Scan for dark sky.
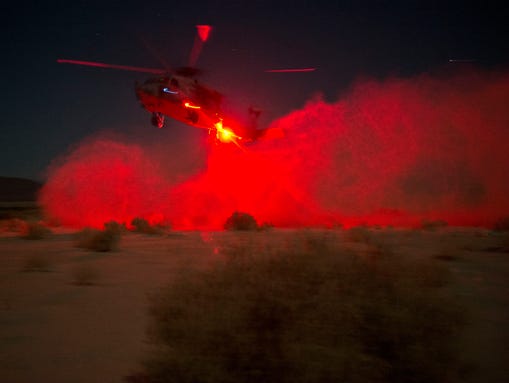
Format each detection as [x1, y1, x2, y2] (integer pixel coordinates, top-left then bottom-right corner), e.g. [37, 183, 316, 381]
[1, 0, 508, 181]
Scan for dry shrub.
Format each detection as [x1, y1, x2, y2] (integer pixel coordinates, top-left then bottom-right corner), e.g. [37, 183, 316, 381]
[420, 219, 448, 231]
[104, 220, 127, 234]
[1, 218, 28, 233]
[258, 221, 274, 231]
[344, 225, 372, 243]
[224, 211, 258, 231]
[139, 231, 465, 383]
[21, 221, 52, 240]
[503, 233, 509, 252]
[74, 225, 120, 252]
[131, 217, 166, 235]
[493, 216, 509, 231]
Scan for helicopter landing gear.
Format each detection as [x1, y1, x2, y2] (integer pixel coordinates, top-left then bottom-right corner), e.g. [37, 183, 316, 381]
[151, 112, 164, 128]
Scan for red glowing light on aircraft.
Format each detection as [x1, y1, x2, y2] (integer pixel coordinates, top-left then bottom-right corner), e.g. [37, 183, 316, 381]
[188, 25, 212, 67]
[196, 25, 212, 42]
[214, 120, 240, 144]
[217, 128, 233, 143]
[184, 102, 201, 109]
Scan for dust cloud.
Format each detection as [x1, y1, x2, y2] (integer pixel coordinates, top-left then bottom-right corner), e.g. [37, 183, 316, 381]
[40, 68, 509, 229]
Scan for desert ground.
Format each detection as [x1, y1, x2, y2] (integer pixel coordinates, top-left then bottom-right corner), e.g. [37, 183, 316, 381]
[1, 219, 508, 382]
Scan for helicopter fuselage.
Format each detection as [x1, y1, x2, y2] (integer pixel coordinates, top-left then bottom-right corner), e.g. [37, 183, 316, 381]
[135, 74, 223, 131]
[58, 59, 269, 144]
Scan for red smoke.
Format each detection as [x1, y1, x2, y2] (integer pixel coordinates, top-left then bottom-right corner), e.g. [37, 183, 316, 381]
[40, 69, 509, 229]
[39, 139, 169, 228]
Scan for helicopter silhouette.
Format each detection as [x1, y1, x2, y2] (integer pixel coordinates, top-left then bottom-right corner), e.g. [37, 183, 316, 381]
[58, 25, 314, 145]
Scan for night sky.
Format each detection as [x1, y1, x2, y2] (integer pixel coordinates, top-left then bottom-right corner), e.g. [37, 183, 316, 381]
[1, 1, 508, 181]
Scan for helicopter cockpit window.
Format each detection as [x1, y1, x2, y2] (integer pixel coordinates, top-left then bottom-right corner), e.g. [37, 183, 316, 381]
[162, 87, 178, 95]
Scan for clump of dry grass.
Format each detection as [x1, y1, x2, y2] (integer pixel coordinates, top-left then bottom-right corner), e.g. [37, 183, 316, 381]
[131, 217, 167, 235]
[74, 224, 120, 252]
[503, 233, 509, 253]
[344, 225, 372, 243]
[104, 220, 127, 234]
[21, 221, 52, 240]
[493, 216, 509, 231]
[258, 221, 274, 231]
[138, 231, 465, 383]
[224, 211, 258, 231]
[0, 218, 27, 233]
[420, 219, 448, 231]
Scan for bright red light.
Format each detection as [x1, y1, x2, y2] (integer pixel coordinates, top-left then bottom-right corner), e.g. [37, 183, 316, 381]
[214, 120, 241, 144]
[188, 25, 212, 67]
[196, 25, 212, 42]
[184, 102, 201, 109]
[217, 128, 233, 143]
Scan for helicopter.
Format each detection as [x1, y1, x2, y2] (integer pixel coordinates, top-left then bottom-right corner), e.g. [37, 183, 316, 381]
[58, 25, 315, 145]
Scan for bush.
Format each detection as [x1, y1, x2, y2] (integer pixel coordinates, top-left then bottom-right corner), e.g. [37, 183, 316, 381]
[131, 217, 166, 235]
[139, 232, 465, 383]
[1, 218, 27, 233]
[104, 220, 127, 234]
[258, 221, 275, 231]
[420, 219, 448, 231]
[344, 225, 372, 243]
[503, 233, 509, 253]
[493, 216, 509, 231]
[224, 211, 258, 231]
[21, 221, 52, 240]
[74, 226, 120, 252]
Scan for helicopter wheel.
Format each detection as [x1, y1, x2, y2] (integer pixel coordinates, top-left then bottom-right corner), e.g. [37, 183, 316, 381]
[151, 112, 164, 128]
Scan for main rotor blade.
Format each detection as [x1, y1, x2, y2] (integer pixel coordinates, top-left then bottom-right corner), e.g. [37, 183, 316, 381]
[137, 36, 173, 73]
[265, 67, 316, 73]
[188, 25, 212, 67]
[57, 59, 166, 74]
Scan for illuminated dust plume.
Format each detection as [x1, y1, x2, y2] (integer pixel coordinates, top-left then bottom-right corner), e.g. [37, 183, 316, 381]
[40, 69, 509, 229]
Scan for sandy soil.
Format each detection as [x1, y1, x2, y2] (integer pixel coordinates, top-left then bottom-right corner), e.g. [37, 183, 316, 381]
[0, 227, 508, 383]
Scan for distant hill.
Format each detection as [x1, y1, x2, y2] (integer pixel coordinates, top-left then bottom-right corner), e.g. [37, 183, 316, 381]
[0, 177, 42, 202]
